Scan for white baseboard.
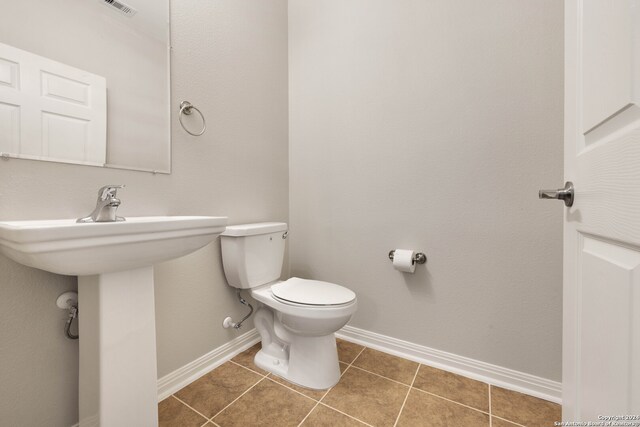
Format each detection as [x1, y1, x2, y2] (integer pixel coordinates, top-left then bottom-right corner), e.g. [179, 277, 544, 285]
[157, 329, 260, 401]
[336, 325, 561, 404]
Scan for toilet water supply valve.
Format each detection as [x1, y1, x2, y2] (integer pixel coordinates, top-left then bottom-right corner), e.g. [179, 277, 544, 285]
[223, 290, 254, 329]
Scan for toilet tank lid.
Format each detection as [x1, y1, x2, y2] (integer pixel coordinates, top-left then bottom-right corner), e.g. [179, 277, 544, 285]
[221, 222, 288, 237]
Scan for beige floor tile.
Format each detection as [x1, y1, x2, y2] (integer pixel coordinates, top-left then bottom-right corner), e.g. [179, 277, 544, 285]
[492, 417, 521, 427]
[337, 339, 364, 364]
[158, 396, 208, 427]
[231, 342, 268, 375]
[266, 375, 328, 400]
[302, 404, 367, 426]
[396, 389, 489, 427]
[322, 366, 408, 427]
[412, 365, 489, 412]
[174, 362, 262, 418]
[491, 386, 561, 427]
[352, 348, 419, 384]
[213, 378, 316, 427]
[339, 362, 349, 374]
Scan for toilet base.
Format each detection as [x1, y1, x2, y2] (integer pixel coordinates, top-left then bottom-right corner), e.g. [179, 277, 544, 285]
[253, 306, 341, 390]
[254, 333, 341, 390]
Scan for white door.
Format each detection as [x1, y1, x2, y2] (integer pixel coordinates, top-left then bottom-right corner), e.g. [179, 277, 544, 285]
[559, 0, 640, 421]
[0, 42, 106, 165]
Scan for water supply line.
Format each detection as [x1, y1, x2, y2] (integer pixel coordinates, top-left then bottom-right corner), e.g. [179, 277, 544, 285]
[56, 291, 79, 340]
[65, 305, 79, 340]
[222, 290, 254, 329]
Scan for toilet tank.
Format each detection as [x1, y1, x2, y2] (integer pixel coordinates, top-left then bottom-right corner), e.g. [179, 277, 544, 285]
[220, 222, 288, 289]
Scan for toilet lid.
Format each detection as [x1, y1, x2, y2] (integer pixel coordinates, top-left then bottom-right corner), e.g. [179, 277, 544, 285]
[271, 277, 356, 306]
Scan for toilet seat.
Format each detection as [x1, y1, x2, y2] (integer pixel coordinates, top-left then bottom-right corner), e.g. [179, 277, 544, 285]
[251, 282, 357, 321]
[271, 277, 356, 306]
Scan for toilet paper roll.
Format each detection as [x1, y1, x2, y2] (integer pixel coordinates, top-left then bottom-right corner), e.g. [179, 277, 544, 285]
[393, 249, 415, 273]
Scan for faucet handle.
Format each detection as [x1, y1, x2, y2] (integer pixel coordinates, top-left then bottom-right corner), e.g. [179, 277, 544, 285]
[98, 185, 125, 200]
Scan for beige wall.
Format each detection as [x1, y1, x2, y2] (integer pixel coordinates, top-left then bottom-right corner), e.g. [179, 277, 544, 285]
[0, 1, 288, 425]
[288, 0, 564, 381]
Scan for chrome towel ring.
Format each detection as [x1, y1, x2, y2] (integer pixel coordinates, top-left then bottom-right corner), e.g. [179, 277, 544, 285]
[179, 101, 206, 136]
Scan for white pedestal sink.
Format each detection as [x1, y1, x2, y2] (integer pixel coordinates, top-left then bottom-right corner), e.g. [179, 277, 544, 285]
[0, 216, 227, 426]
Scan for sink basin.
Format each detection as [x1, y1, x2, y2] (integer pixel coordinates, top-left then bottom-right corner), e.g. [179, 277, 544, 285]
[0, 215, 227, 426]
[0, 216, 227, 275]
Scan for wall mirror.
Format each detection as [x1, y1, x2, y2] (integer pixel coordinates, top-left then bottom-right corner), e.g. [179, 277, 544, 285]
[0, 0, 170, 173]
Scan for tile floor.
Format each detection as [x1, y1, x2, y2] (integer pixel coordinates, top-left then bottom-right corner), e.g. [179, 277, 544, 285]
[158, 339, 561, 427]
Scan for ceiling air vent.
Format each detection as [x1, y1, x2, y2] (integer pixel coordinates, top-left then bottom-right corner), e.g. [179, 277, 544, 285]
[100, 0, 137, 17]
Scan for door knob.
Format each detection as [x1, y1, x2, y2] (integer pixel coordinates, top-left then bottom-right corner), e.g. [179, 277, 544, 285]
[539, 181, 574, 207]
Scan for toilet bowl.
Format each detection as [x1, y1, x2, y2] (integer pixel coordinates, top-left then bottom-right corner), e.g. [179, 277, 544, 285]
[220, 223, 357, 390]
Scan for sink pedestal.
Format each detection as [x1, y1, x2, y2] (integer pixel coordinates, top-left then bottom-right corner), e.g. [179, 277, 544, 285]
[0, 216, 228, 426]
[78, 267, 158, 427]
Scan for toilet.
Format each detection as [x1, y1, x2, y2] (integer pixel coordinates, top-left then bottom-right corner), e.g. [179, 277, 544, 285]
[220, 222, 357, 390]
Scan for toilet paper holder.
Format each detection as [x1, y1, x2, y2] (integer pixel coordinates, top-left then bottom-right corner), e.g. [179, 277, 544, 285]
[388, 250, 427, 265]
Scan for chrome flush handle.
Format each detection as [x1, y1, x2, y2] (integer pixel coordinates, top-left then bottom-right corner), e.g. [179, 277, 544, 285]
[539, 181, 574, 207]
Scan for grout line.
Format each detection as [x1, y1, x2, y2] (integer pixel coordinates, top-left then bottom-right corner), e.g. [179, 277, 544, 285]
[489, 384, 492, 427]
[208, 377, 266, 422]
[334, 344, 366, 381]
[297, 400, 321, 426]
[319, 384, 332, 401]
[199, 421, 211, 427]
[491, 415, 526, 427]
[411, 386, 491, 415]
[348, 364, 412, 387]
[309, 344, 379, 427]
[318, 402, 374, 426]
[208, 421, 222, 427]
[329, 344, 366, 385]
[393, 364, 420, 427]
[229, 359, 268, 377]
[171, 395, 211, 423]
[486, 387, 528, 427]
[348, 345, 367, 365]
[339, 364, 351, 377]
[264, 376, 319, 402]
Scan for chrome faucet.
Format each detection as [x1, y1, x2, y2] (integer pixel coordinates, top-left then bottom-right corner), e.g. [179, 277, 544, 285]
[77, 185, 126, 223]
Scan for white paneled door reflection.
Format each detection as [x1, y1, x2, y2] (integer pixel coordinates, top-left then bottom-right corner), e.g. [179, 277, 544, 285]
[0, 42, 106, 165]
